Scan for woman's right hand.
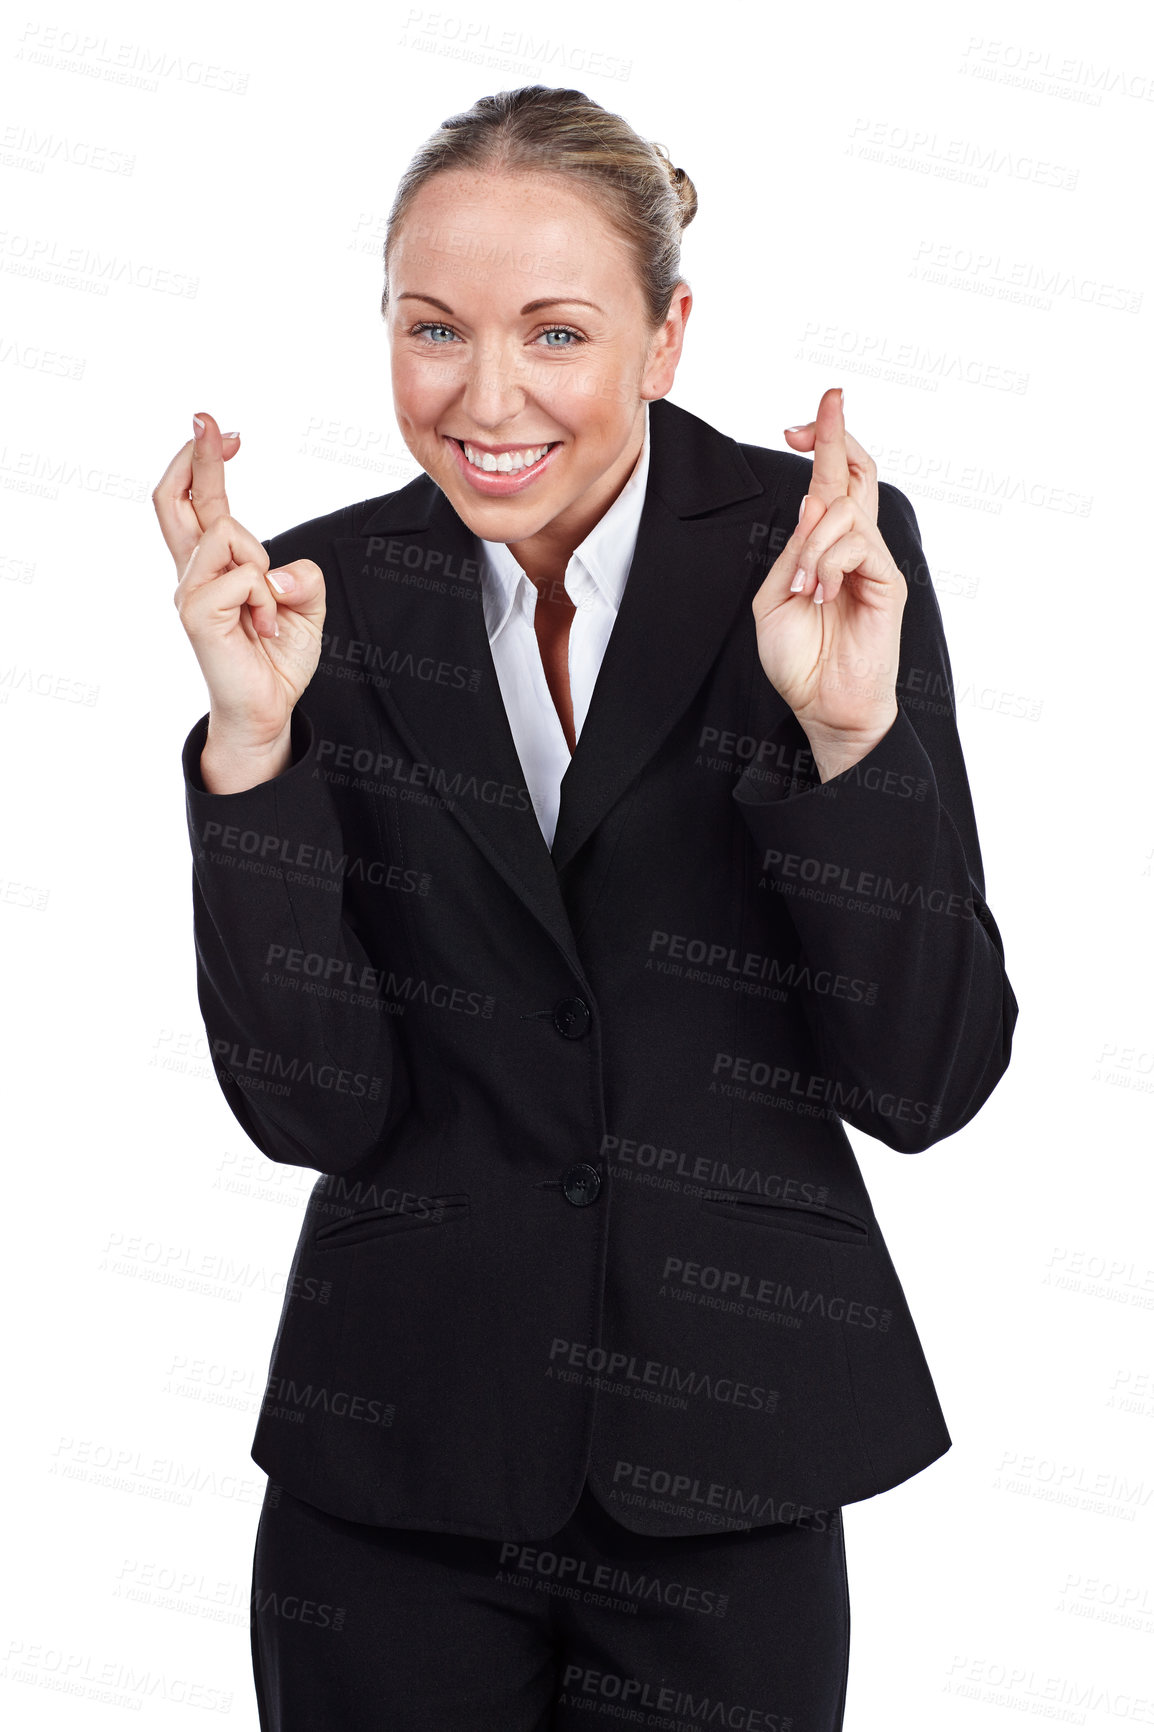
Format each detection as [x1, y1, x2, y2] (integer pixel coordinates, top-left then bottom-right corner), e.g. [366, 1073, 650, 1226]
[153, 410, 327, 765]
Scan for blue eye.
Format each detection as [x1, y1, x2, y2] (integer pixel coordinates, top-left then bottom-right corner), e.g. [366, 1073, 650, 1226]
[407, 322, 586, 348]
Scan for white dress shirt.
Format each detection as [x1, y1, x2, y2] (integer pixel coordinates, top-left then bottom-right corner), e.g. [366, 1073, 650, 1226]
[475, 401, 652, 852]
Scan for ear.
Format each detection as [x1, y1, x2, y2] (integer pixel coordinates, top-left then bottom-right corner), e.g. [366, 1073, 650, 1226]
[644, 282, 692, 396]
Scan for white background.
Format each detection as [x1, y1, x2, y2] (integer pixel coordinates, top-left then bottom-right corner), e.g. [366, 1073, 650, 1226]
[2, 0, 1152, 1725]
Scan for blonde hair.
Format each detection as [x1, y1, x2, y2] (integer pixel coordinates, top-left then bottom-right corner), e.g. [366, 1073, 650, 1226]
[380, 84, 697, 329]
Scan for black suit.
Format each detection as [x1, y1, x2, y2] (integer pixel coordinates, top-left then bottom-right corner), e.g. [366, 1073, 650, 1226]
[182, 393, 1018, 1544]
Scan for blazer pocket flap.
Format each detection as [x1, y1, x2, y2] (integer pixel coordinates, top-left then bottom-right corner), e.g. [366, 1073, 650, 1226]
[699, 1190, 870, 1243]
[314, 1192, 470, 1249]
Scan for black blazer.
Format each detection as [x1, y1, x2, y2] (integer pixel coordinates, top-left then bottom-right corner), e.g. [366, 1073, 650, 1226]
[181, 394, 1018, 1541]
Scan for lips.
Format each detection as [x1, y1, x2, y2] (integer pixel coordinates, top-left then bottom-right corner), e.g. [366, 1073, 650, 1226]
[444, 433, 563, 497]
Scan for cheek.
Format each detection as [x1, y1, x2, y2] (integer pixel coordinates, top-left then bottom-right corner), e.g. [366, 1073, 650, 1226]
[554, 411, 610, 457]
[563, 376, 626, 428]
[393, 356, 447, 402]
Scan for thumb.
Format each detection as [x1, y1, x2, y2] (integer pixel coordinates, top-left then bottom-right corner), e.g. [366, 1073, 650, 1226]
[267, 557, 326, 623]
[784, 422, 815, 448]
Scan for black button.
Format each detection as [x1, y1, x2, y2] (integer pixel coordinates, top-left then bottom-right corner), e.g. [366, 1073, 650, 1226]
[562, 1163, 601, 1207]
[553, 996, 591, 1039]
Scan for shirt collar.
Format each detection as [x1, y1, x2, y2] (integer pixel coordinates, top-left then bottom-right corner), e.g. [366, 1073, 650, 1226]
[476, 400, 651, 644]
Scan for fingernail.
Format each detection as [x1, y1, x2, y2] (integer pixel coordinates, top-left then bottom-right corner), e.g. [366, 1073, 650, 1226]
[192, 415, 205, 439]
[813, 582, 825, 605]
[791, 569, 806, 593]
[267, 569, 293, 594]
[785, 423, 808, 432]
[797, 496, 807, 525]
[838, 388, 845, 411]
[222, 430, 240, 439]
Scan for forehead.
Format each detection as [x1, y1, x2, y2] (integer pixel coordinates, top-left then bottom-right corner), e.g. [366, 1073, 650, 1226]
[391, 168, 636, 306]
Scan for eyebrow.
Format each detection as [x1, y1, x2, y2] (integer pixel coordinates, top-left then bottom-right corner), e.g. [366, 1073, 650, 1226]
[396, 293, 603, 316]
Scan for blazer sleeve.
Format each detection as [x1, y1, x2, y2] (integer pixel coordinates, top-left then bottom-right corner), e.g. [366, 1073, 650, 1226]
[731, 480, 1019, 1154]
[180, 539, 410, 1176]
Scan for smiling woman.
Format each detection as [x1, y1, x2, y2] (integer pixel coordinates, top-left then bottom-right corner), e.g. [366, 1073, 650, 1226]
[155, 82, 1018, 1732]
[375, 97, 698, 773]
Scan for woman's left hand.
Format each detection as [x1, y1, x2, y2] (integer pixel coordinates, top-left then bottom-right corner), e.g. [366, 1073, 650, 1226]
[751, 386, 907, 777]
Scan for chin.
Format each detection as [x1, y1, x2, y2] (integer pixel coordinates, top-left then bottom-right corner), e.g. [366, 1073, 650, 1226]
[457, 496, 556, 540]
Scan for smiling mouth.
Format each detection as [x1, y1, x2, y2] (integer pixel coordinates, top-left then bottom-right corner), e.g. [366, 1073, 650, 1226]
[451, 437, 562, 474]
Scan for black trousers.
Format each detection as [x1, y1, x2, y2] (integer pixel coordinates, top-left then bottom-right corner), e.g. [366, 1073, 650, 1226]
[250, 1476, 849, 1730]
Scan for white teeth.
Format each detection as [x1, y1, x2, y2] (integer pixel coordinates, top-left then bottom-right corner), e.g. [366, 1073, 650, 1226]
[462, 441, 552, 473]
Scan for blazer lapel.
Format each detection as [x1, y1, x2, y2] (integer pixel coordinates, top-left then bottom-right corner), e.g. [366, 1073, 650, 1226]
[332, 495, 577, 967]
[331, 396, 769, 968]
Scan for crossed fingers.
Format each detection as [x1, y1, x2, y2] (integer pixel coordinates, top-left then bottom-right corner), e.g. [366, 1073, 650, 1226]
[784, 386, 879, 524]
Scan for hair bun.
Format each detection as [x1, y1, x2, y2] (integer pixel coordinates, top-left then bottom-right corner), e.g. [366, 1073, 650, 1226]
[651, 140, 698, 230]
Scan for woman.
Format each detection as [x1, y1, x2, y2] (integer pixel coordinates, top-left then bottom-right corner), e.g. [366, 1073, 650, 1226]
[154, 84, 1018, 1732]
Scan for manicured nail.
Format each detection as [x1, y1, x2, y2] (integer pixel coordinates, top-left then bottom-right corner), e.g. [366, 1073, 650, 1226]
[222, 430, 240, 439]
[791, 569, 806, 593]
[267, 571, 287, 595]
[838, 388, 845, 411]
[797, 496, 806, 524]
[785, 423, 808, 432]
[813, 582, 825, 605]
[192, 415, 205, 439]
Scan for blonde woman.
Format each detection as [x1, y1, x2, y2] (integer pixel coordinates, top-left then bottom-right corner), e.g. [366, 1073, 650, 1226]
[155, 84, 1018, 1732]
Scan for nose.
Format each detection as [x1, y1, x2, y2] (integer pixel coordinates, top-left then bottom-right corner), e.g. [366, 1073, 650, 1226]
[458, 337, 530, 433]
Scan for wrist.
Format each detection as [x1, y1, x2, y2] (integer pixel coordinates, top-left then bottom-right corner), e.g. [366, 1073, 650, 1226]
[201, 715, 294, 794]
[800, 699, 899, 783]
